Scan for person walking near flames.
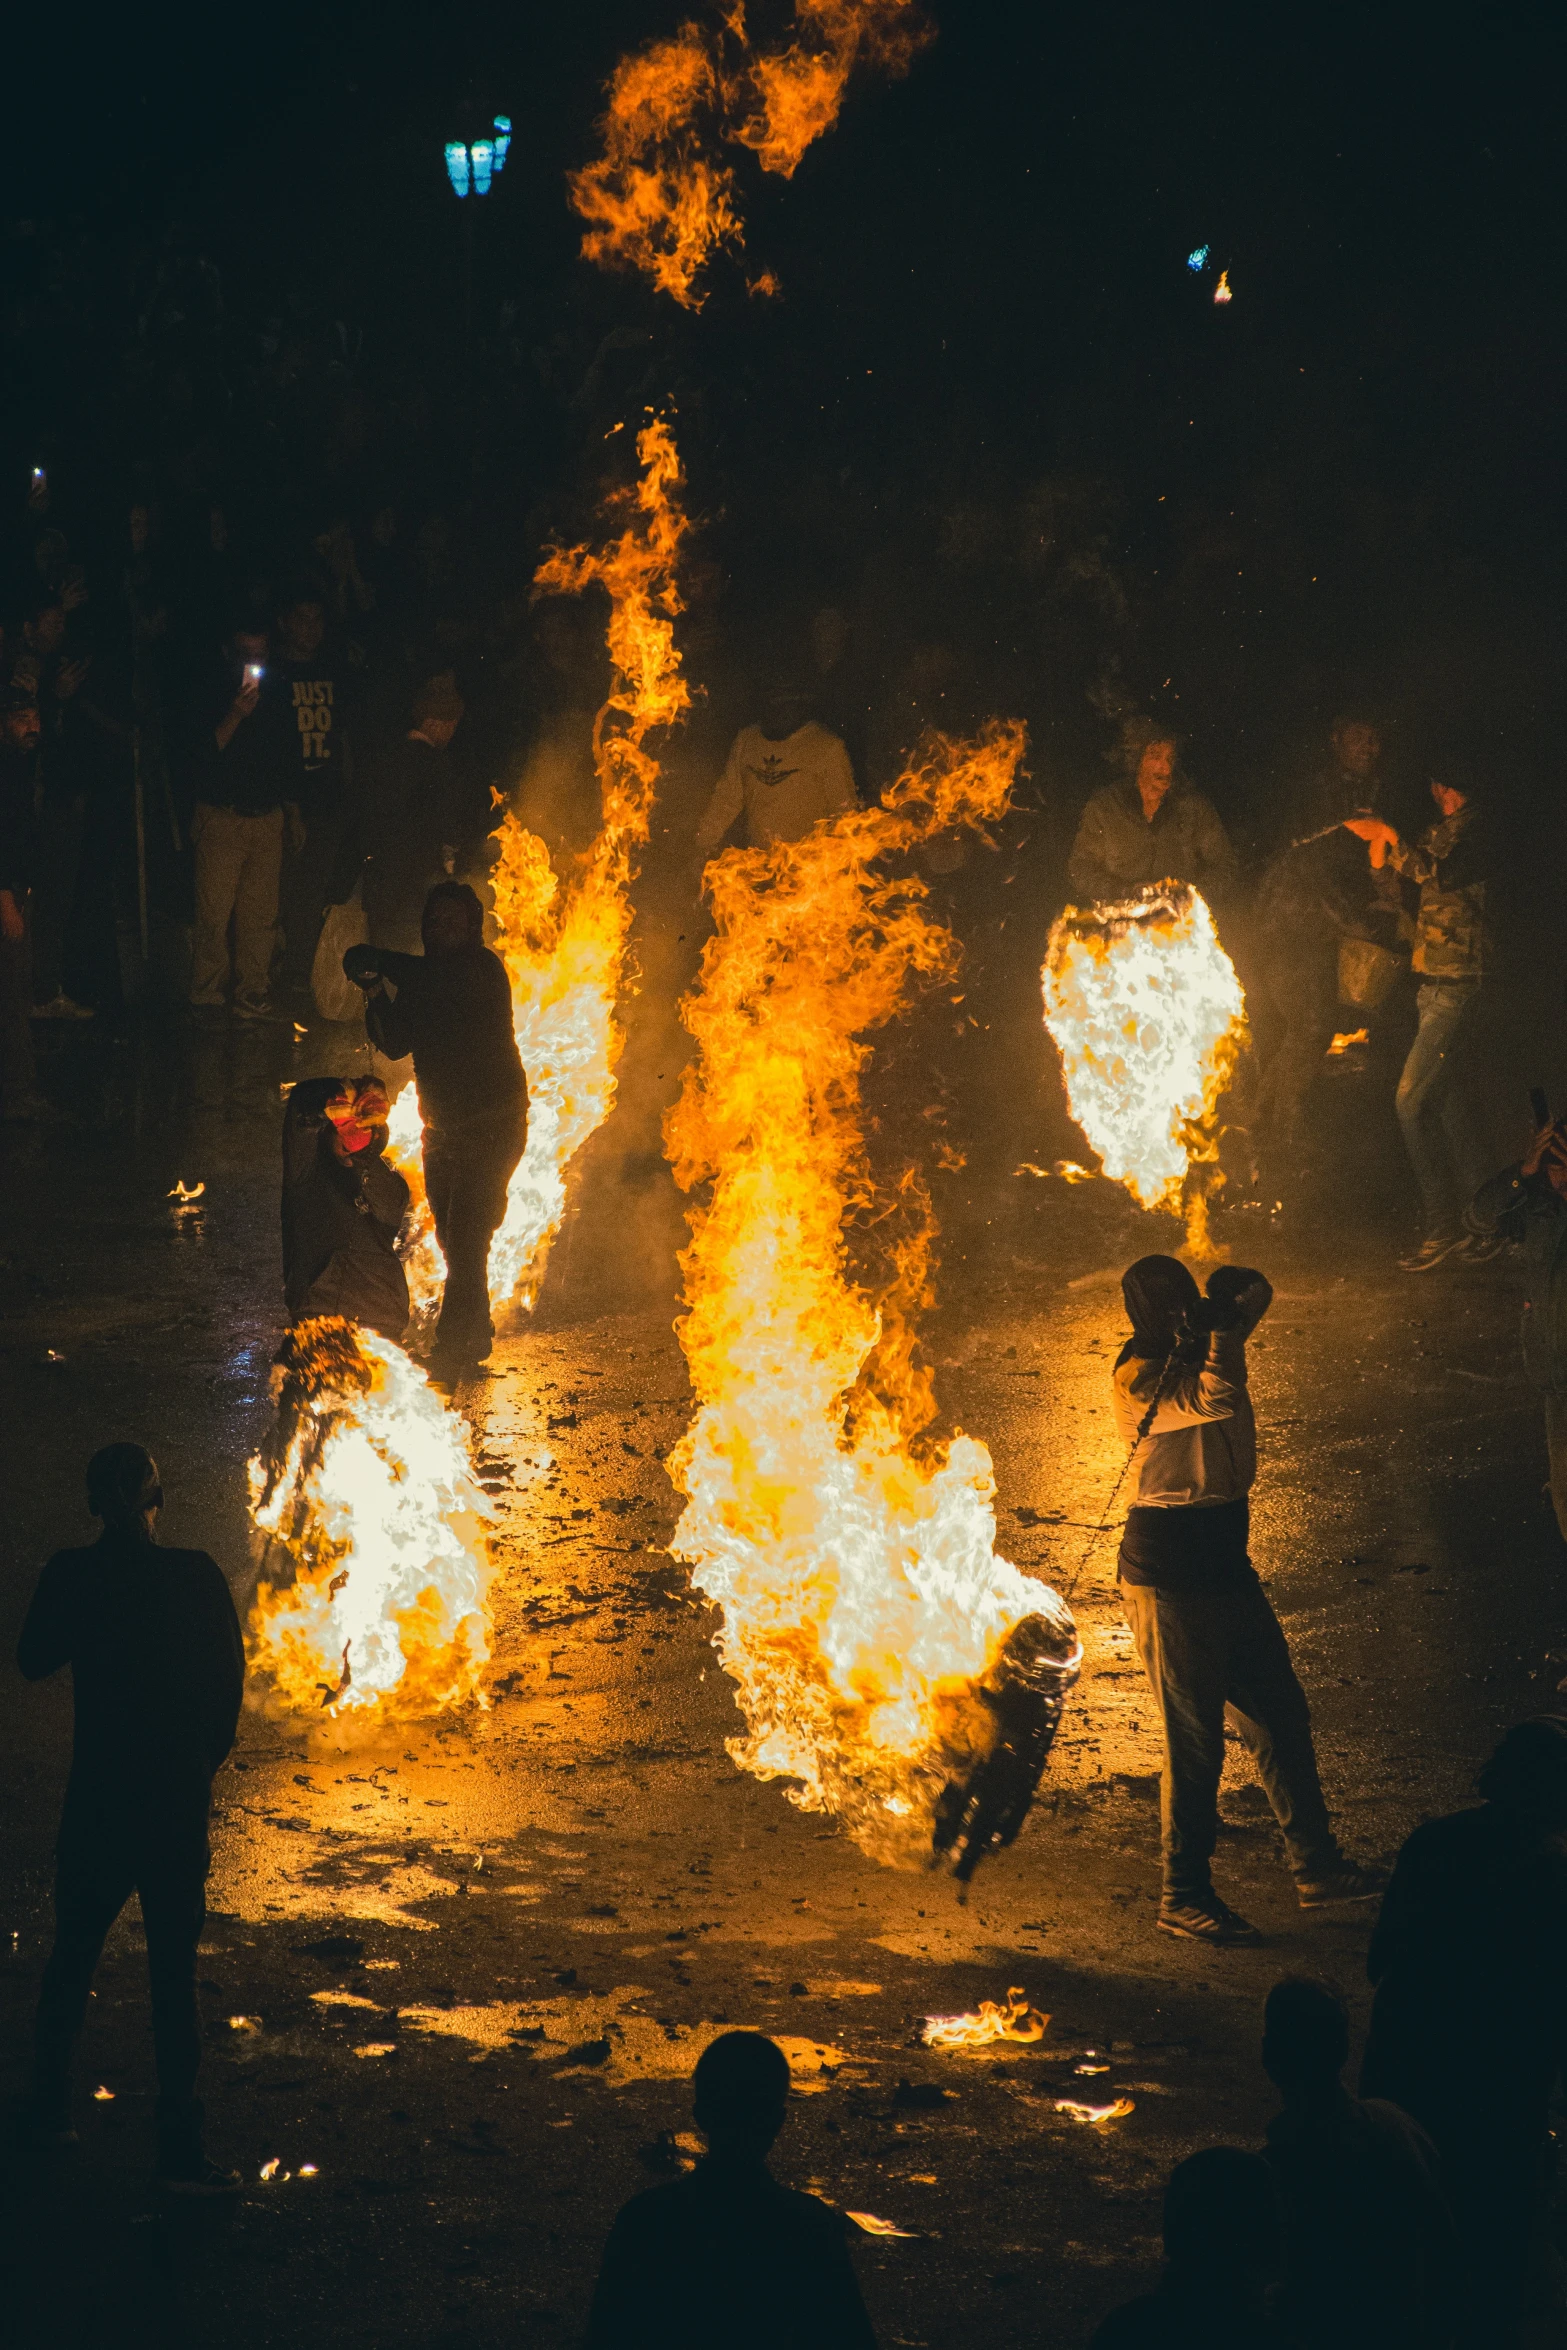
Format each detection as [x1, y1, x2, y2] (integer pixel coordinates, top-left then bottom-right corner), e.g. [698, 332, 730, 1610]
[1112, 1255, 1382, 1943]
[343, 879, 526, 1370]
[16, 1445, 245, 2192]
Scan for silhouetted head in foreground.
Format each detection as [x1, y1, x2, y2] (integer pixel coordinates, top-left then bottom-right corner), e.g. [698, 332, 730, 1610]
[1477, 1715, 1567, 1827]
[1121, 1254, 1201, 1360]
[86, 1443, 162, 1538]
[692, 2031, 791, 2162]
[1163, 2146, 1280, 2291]
[422, 879, 485, 957]
[1262, 1975, 1349, 2107]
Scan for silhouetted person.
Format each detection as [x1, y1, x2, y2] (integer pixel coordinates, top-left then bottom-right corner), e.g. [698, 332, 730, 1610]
[17, 1446, 244, 2192]
[1113, 1255, 1380, 1942]
[1360, 1717, 1567, 2346]
[587, 2030, 878, 2350]
[344, 880, 526, 1367]
[281, 1076, 409, 1340]
[1260, 1975, 1455, 2348]
[328, 670, 473, 951]
[1090, 2146, 1284, 2345]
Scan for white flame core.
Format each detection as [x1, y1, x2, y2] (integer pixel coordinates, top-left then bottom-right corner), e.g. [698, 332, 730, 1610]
[1041, 882, 1246, 1210]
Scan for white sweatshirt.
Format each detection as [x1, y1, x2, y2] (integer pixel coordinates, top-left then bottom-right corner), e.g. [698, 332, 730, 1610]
[695, 721, 857, 851]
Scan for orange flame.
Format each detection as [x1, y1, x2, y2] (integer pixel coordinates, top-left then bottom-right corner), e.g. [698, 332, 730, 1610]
[245, 1319, 492, 1722]
[389, 420, 690, 1323]
[922, 1987, 1049, 2051]
[570, 2, 932, 306]
[1041, 883, 1247, 1245]
[665, 723, 1079, 1866]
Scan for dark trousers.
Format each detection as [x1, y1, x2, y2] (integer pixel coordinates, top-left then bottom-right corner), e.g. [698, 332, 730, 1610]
[1253, 947, 1340, 1152]
[1121, 1572, 1339, 1900]
[31, 1827, 209, 2134]
[423, 1111, 527, 1354]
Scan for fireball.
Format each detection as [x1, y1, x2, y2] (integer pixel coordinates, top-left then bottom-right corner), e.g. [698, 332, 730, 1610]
[666, 724, 1079, 1868]
[246, 1318, 492, 1720]
[1041, 881, 1247, 1229]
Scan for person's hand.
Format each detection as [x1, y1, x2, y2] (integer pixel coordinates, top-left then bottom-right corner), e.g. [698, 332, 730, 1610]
[1343, 815, 1398, 868]
[286, 805, 306, 854]
[1522, 1122, 1567, 1181]
[0, 889, 25, 944]
[53, 655, 89, 701]
[228, 675, 260, 726]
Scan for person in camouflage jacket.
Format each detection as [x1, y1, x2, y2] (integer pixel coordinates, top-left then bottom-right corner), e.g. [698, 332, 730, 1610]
[1344, 780, 1493, 1270]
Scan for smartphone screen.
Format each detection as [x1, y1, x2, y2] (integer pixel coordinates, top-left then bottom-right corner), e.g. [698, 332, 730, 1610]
[244, 663, 264, 686]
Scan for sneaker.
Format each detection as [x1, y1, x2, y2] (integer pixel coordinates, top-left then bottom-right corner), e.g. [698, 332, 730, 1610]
[157, 2154, 242, 2197]
[1398, 1232, 1466, 1272]
[1157, 1893, 1262, 1945]
[31, 993, 94, 1021]
[1296, 1863, 1386, 1909]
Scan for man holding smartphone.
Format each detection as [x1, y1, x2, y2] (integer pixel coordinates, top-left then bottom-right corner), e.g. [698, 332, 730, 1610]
[188, 625, 297, 1021]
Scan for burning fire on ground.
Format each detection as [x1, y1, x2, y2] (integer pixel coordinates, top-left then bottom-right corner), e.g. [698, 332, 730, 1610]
[389, 419, 690, 1321]
[246, 1318, 492, 1720]
[922, 1987, 1048, 2050]
[1041, 882, 1247, 1251]
[666, 723, 1080, 1872]
[570, 0, 932, 307]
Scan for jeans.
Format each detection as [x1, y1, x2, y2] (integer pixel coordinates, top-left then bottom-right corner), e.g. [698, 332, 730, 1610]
[1395, 978, 1483, 1238]
[30, 1823, 209, 2139]
[423, 1109, 527, 1355]
[189, 802, 283, 1009]
[1121, 1572, 1340, 1900]
[1254, 945, 1341, 1151]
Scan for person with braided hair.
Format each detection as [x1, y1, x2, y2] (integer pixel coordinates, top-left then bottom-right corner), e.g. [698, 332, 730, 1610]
[1113, 1255, 1382, 1943]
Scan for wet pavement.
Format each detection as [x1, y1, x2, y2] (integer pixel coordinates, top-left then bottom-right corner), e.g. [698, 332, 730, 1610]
[2, 1001, 1564, 2349]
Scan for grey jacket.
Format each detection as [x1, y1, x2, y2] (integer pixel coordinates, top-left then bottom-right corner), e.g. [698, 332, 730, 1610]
[1067, 778, 1237, 907]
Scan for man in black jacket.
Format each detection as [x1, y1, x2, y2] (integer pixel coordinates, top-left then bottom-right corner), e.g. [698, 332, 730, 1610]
[17, 1445, 245, 2192]
[329, 671, 475, 951]
[344, 880, 526, 1366]
[282, 1075, 409, 1340]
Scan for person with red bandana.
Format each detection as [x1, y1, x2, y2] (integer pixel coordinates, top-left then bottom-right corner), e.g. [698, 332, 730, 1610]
[280, 1075, 409, 1340]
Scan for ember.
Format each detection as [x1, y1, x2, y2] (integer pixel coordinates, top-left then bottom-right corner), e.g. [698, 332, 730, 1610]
[245, 1317, 492, 1720]
[1041, 882, 1247, 1245]
[667, 723, 1080, 1869]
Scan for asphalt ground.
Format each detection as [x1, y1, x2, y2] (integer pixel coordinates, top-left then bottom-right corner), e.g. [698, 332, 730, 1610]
[2, 993, 1564, 2350]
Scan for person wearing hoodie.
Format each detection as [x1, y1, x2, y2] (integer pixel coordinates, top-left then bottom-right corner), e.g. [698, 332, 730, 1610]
[1112, 1254, 1381, 1943]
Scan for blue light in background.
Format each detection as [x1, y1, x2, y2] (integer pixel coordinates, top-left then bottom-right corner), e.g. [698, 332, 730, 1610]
[493, 115, 512, 173]
[470, 139, 494, 197]
[445, 141, 471, 199]
[1187, 244, 1209, 271]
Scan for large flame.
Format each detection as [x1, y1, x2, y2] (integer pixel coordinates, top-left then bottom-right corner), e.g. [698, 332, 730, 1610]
[246, 1318, 492, 1720]
[570, 1, 932, 307]
[1041, 882, 1247, 1225]
[922, 1988, 1049, 2051]
[666, 723, 1079, 1867]
[388, 419, 690, 1321]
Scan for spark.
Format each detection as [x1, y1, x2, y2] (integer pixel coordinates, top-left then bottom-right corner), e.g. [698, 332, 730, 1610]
[1213, 270, 1233, 303]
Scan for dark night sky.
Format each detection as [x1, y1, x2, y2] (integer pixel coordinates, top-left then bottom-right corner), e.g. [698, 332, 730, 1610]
[5, 1, 1564, 819]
